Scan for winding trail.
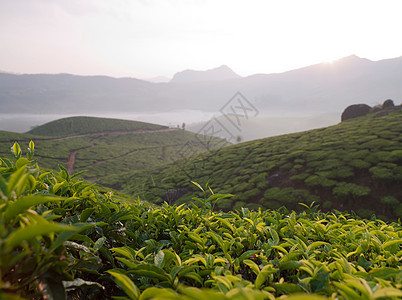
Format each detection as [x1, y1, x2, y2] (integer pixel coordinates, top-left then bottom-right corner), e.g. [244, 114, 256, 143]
[66, 150, 77, 174]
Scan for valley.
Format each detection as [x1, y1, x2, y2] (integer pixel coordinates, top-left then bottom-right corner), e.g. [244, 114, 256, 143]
[2, 2, 402, 298]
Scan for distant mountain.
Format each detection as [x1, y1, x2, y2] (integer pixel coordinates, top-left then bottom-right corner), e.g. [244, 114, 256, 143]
[170, 65, 241, 83]
[144, 76, 171, 83]
[1, 55, 401, 121]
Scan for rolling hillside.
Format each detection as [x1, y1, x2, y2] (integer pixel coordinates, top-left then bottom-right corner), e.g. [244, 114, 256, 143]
[122, 109, 402, 220]
[0, 116, 229, 187]
[27, 115, 167, 137]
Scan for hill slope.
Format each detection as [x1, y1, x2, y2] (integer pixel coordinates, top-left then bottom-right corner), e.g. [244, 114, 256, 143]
[122, 109, 402, 219]
[27, 116, 167, 137]
[0, 117, 229, 186]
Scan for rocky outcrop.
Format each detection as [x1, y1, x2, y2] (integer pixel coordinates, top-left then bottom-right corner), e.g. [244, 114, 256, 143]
[382, 99, 395, 109]
[341, 99, 400, 122]
[341, 104, 371, 121]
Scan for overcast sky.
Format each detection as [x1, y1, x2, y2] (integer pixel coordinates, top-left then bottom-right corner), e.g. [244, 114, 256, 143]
[1, 0, 401, 78]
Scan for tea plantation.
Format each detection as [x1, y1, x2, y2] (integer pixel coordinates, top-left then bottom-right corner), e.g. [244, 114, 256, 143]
[0, 117, 228, 187]
[27, 116, 167, 137]
[0, 142, 401, 299]
[122, 110, 402, 220]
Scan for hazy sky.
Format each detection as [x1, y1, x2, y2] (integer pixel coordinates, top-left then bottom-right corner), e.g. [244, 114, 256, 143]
[1, 0, 401, 78]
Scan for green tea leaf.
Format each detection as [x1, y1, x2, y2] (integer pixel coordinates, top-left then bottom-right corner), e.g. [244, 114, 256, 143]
[93, 236, 107, 252]
[7, 166, 26, 193]
[238, 250, 259, 263]
[107, 270, 139, 300]
[383, 239, 402, 250]
[11, 142, 22, 159]
[243, 259, 260, 275]
[29, 140, 35, 151]
[0, 175, 8, 198]
[139, 287, 177, 300]
[128, 264, 171, 283]
[5, 223, 73, 249]
[80, 208, 95, 222]
[15, 158, 31, 169]
[191, 181, 204, 192]
[373, 287, 402, 299]
[4, 195, 65, 222]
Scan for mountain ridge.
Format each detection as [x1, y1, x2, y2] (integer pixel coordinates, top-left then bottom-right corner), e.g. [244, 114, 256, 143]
[1, 55, 401, 118]
[170, 64, 241, 83]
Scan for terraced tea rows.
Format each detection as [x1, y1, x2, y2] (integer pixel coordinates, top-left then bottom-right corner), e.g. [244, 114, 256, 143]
[123, 110, 402, 220]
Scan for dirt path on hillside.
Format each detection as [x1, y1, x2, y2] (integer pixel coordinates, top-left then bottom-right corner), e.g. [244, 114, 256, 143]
[66, 150, 77, 174]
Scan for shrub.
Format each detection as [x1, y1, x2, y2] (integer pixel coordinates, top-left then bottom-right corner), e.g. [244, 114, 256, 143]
[264, 187, 318, 204]
[347, 149, 370, 159]
[333, 183, 371, 199]
[290, 173, 309, 181]
[395, 204, 402, 218]
[260, 200, 281, 209]
[294, 158, 305, 164]
[359, 138, 397, 151]
[322, 201, 333, 209]
[305, 175, 337, 187]
[232, 182, 254, 193]
[243, 188, 261, 199]
[349, 159, 371, 169]
[256, 180, 268, 190]
[316, 159, 342, 171]
[389, 149, 402, 163]
[249, 172, 268, 184]
[263, 187, 281, 200]
[380, 196, 399, 208]
[245, 203, 261, 210]
[216, 198, 233, 210]
[288, 150, 306, 159]
[232, 200, 246, 210]
[281, 162, 293, 170]
[305, 150, 327, 162]
[326, 166, 354, 179]
[356, 208, 376, 219]
[369, 166, 394, 181]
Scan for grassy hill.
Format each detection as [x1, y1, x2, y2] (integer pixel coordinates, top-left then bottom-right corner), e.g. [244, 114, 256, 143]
[27, 116, 167, 137]
[122, 109, 402, 220]
[0, 117, 229, 186]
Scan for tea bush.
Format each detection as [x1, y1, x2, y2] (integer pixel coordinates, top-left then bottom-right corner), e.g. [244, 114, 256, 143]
[332, 183, 371, 199]
[2, 142, 402, 299]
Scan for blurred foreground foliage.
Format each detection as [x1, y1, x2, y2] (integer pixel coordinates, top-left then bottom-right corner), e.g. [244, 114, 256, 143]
[0, 142, 401, 299]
